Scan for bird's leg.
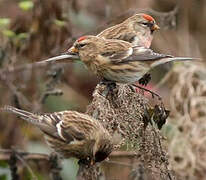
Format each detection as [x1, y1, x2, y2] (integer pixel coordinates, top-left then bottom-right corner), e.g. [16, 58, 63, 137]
[100, 78, 117, 93]
[78, 158, 91, 168]
[131, 83, 162, 101]
[138, 73, 151, 86]
[142, 105, 152, 129]
[78, 159, 88, 165]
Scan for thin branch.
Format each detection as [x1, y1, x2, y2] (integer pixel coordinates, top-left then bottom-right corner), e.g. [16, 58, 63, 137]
[9, 150, 19, 180]
[16, 153, 38, 180]
[103, 160, 132, 167]
[0, 149, 49, 161]
[0, 56, 74, 75]
[49, 153, 63, 180]
[41, 89, 63, 104]
[0, 149, 139, 160]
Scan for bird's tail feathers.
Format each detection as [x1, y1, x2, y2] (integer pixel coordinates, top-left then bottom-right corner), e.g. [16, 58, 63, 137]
[37, 54, 79, 64]
[151, 57, 201, 69]
[1, 105, 41, 125]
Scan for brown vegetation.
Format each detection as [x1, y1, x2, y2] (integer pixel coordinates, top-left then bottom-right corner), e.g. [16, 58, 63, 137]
[0, 0, 205, 179]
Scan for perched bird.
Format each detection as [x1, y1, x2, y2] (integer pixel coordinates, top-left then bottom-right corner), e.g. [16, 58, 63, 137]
[1, 105, 113, 165]
[98, 13, 160, 86]
[97, 13, 160, 48]
[41, 36, 198, 87]
[40, 14, 159, 86]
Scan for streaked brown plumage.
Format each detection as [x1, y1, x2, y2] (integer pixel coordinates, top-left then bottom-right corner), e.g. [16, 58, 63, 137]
[40, 14, 160, 86]
[97, 13, 160, 48]
[67, 36, 197, 84]
[39, 36, 198, 88]
[1, 106, 113, 165]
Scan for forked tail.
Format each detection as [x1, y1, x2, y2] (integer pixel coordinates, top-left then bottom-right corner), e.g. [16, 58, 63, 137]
[37, 54, 79, 64]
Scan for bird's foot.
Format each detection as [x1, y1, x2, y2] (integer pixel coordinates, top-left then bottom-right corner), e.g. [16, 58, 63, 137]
[78, 159, 88, 165]
[78, 158, 94, 168]
[131, 83, 162, 101]
[138, 73, 151, 86]
[100, 79, 117, 96]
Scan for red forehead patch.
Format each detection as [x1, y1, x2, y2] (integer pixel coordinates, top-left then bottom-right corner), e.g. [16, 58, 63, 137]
[142, 14, 154, 22]
[77, 36, 87, 42]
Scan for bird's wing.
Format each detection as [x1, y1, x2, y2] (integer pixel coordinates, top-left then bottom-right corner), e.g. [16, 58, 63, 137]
[118, 32, 137, 44]
[53, 111, 100, 143]
[100, 47, 133, 63]
[100, 46, 172, 64]
[120, 46, 173, 63]
[117, 46, 199, 67]
[60, 125, 86, 142]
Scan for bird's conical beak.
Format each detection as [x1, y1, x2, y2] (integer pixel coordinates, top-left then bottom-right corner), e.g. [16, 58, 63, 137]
[152, 24, 160, 31]
[69, 46, 79, 53]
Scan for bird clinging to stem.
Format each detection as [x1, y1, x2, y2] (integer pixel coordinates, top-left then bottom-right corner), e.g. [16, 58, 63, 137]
[1, 105, 113, 166]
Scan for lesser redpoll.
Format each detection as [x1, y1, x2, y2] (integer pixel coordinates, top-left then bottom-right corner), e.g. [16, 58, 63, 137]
[97, 13, 160, 85]
[98, 13, 160, 48]
[39, 14, 159, 86]
[1, 106, 113, 165]
[41, 36, 198, 86]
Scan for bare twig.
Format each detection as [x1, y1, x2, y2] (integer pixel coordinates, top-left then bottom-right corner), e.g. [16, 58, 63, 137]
[0, 149, 138, 161]
[103, 160, 132, 167]
[16, 153, 38, 180]
[49, 153, 63, 180]
[0, 149, 49, 161]
[0, 56, 74, 75]
[41, 89, 63, 104]
[1, 78, 31, 107]
[9, 150, 19, 180]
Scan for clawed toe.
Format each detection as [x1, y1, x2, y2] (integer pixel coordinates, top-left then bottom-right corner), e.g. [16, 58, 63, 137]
[138, 74, 151, 86]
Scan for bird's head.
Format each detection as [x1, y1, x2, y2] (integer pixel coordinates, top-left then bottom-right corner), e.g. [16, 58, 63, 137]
[69, 36, 101, 57]
[68, 35, 131, 64]
[78, 138, 112, 166]
[37, 36, 101, 64]
[128, 13, 160, 34]
[94, 138, 113, 163]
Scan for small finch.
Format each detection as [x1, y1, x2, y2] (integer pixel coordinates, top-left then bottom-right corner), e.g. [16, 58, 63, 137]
[40, 14, 159, 86]
[1, 106, 113, 165]
[97, 13, 160, 48]
[98, 13, 159, 86]
[41, 36, 198, 87]
[40, 13, 158, 63]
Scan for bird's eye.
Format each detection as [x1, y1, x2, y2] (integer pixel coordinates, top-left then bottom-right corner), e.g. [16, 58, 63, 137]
[141, 22, 149, 26]
[141, 22, 154, 29]
[79, 43, 86, 48]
